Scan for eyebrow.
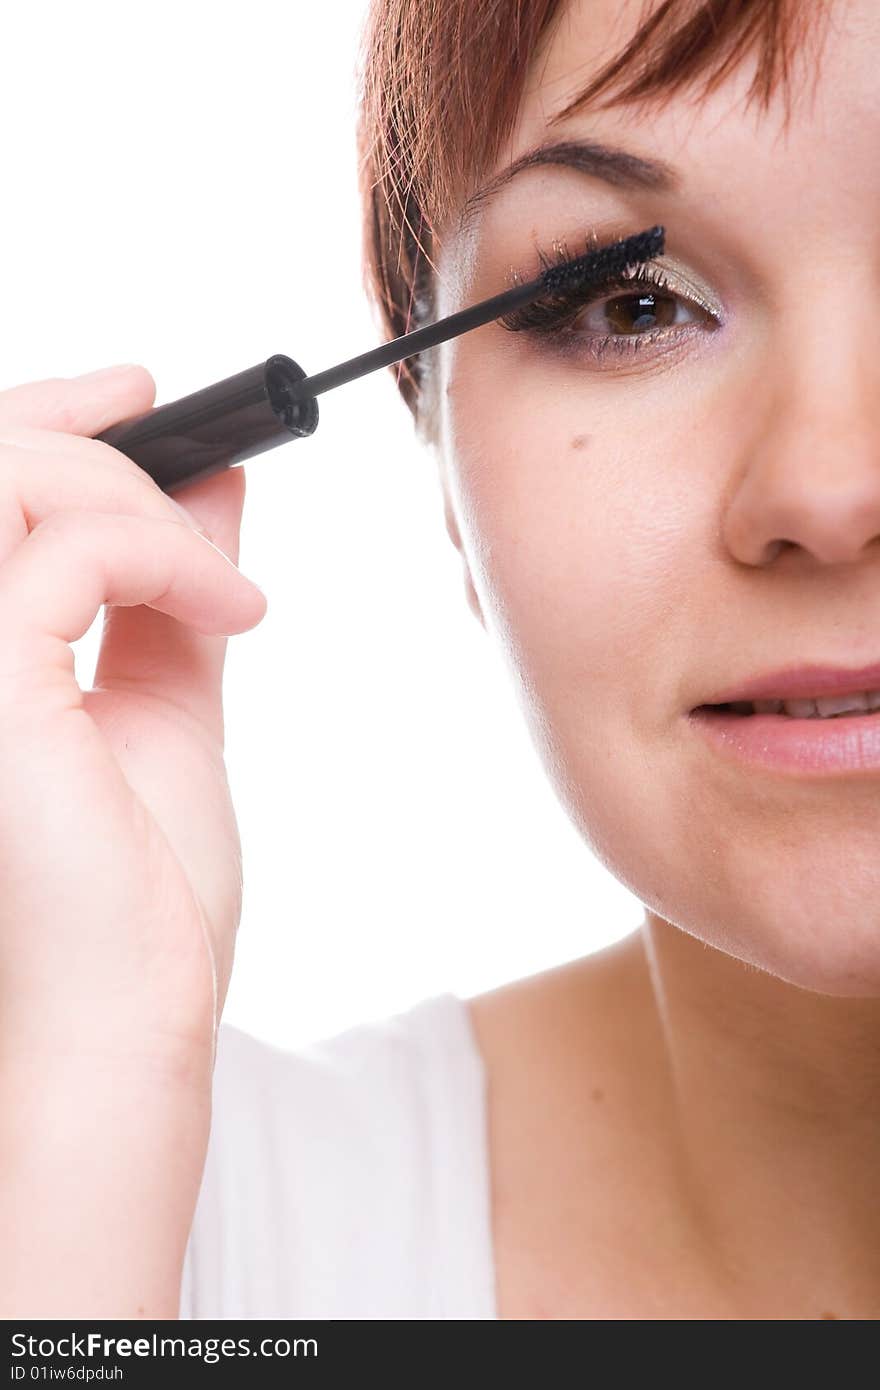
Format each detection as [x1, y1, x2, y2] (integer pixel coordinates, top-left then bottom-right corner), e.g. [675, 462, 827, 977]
[458, 138, 680, 235]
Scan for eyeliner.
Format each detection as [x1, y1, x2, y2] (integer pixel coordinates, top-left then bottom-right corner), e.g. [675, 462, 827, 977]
[95, 225, 664, 495]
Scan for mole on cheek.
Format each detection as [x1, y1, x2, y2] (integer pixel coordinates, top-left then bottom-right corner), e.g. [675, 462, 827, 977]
[571, 434, 592, 451]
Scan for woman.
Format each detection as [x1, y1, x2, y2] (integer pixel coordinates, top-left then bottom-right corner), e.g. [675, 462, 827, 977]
[2, 0, 877, 1320]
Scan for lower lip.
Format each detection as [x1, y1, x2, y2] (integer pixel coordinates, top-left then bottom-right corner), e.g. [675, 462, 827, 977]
[687, 707, 880, 775]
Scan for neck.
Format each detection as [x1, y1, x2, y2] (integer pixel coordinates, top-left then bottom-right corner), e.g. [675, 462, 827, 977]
[639, 911, 880, 1317]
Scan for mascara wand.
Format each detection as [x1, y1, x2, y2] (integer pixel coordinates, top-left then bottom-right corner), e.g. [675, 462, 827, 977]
[95, 225, 664, 495]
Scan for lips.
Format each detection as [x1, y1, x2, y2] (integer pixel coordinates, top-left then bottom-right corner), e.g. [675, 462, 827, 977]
[689, 702, 880, 774]
[692, 660, 880, 710]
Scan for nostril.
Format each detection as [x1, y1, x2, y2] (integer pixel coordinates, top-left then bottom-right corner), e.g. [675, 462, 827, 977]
[764, 540, 795, 562]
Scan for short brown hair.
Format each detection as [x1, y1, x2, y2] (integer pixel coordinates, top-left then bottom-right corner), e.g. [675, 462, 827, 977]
[355, 0, 830, 426]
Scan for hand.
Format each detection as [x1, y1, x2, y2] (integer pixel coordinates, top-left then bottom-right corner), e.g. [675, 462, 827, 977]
[0, 364, 267, 1074]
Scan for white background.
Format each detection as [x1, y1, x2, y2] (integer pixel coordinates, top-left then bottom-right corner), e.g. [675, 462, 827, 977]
[0, 0, 642, 1049]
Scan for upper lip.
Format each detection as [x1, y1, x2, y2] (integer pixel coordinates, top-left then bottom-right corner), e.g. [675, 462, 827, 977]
[694, 661, 880, 708]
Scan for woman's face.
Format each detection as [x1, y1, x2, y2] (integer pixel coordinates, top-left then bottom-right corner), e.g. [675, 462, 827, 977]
[435, 0, 880, 996]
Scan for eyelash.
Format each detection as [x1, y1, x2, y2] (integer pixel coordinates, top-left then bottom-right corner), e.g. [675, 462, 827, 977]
[499, 236, 722, 364]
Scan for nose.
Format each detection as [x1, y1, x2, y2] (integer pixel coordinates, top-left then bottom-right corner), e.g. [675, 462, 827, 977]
[721, 334, 880, 570]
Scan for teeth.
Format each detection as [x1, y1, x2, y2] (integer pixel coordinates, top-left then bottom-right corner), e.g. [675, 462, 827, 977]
[784, 698, 822, 718]
[813, 692, 869, 717]
[744, 689, 880, 718]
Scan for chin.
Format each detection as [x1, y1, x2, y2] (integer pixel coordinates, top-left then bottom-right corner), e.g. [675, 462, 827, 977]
[722, 842, 880, 998]
[736, 940, 880, 999]
[653, 894, 880, 1000]
[745, 923, 880, 999]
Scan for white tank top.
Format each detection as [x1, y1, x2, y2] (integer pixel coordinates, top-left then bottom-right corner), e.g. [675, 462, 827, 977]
[178, 992, 497, 1319]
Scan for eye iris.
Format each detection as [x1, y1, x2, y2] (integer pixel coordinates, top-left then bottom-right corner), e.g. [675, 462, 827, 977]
[605, 290, 677, 334]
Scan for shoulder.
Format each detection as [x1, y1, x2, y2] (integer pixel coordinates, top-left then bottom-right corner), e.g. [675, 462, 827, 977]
[180, 993, 494, 1320]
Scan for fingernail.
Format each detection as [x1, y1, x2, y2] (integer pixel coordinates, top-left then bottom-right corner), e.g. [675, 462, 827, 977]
[168, 497, 209, 535]
[74, 363, 140, 382]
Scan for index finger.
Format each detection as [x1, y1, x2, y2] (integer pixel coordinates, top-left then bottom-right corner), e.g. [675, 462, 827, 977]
[0, 365, 156, 438]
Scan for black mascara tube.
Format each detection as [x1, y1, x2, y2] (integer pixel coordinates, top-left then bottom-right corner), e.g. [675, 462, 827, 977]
[95, 354, 319, 496]
[95, 226, 664, 496]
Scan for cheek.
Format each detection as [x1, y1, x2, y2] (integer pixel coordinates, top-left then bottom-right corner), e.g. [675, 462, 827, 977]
[444, 353, 680, 710]
[442, 348, 706, 897]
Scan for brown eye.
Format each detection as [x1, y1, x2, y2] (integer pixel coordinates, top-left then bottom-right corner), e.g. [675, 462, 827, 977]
[498, 254, 724, 367]
[578, 286, 692, 336]
[608, 290, 677, 333]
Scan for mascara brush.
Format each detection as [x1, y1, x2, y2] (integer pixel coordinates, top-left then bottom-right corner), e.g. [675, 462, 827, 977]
[95, 225, 664, 495]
